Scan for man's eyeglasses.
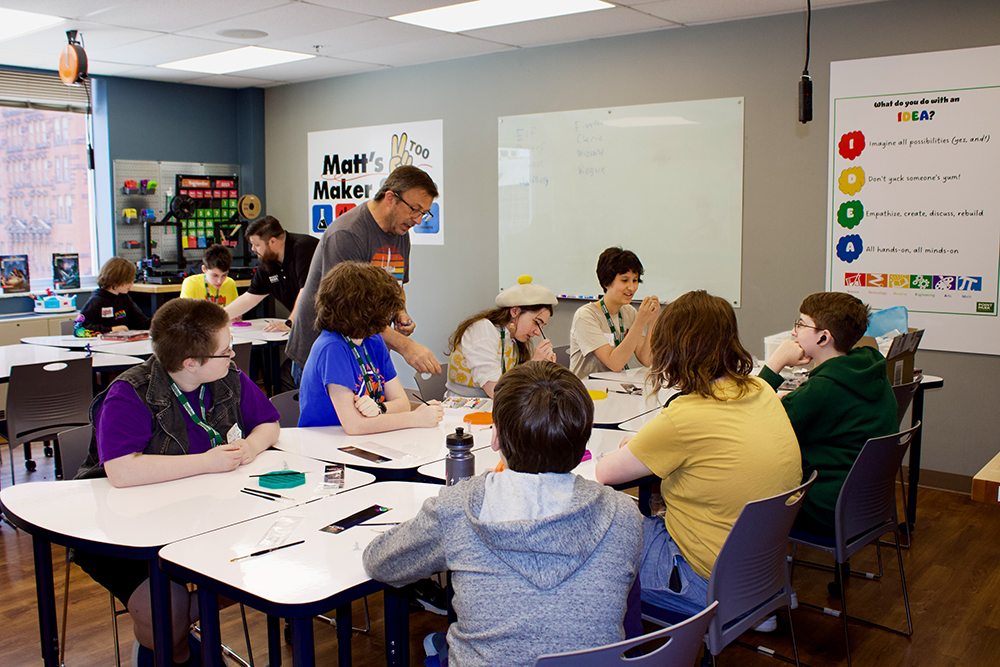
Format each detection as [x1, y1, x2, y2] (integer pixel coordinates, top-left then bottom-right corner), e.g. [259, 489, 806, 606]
[393, 191, 434, 223]
[793, 318, 822, 331]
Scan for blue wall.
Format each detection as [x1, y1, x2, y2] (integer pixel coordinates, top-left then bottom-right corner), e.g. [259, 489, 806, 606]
[91, 76, 265, 263]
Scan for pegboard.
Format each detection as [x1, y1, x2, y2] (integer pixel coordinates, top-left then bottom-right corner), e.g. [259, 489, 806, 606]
[112, 160, 242, 267]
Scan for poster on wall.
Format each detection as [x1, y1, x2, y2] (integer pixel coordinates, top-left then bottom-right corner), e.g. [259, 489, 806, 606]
[307, 119, 443, 246]
[828, 45, 1000, 355]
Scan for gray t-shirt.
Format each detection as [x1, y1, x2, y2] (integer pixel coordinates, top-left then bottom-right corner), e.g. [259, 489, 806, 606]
[286, 202, 410, 365]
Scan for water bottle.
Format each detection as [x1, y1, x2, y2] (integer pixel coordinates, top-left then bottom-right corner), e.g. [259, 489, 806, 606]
[445, 427, 475, 486]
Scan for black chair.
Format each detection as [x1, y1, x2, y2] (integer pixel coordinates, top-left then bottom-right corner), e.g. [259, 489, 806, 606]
[789, 424, 919, 667]
[270, 390, 300, 428]
[6, 357, 93, 484]
[413, 362, 446, 402]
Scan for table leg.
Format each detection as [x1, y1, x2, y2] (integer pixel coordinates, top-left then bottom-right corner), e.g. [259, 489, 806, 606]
[270, 342, 282, 396]
[384, 589, 410, 667]
[197, 588, 224, 667]
[336, 603, 353, 667]
[290, 617, 316, 667]
[149, 561, 173, 667]
[31, 536, 59, 667]
[905, 387, 926, 532]
[267, 615, 282, 667]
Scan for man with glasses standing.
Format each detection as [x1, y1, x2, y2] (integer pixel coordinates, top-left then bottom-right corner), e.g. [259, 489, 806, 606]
[287, 165, 441, 378]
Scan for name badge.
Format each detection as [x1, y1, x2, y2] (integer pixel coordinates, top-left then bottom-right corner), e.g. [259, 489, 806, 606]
[101, 307, 114, 318]
[269, 275, 279, 283]
[227, 423, 243, 444]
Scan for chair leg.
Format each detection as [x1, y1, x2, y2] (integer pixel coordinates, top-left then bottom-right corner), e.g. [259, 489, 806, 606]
[786, 603, 802, 667]
[838, 567, 853, 667]
[894, 534, 914, 635]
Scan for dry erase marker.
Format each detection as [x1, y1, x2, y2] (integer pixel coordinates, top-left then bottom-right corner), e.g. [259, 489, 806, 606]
[231, 539, 305, 562]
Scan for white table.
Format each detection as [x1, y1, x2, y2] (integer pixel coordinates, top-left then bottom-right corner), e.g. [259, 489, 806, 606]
[229, 318, 291, 343]
[582, 378, 664, 427]
[160, 481, 441, 667]
[273, 419, 494, 477]
[21, 334, 107, 349]
[0, 450, 375, 667]
[0, 344, 144, 379]
[417, 427, 627, 482]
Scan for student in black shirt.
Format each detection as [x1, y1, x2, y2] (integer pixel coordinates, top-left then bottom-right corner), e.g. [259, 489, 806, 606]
[75, 257, 151, 337]
[224, 216, 318, 332]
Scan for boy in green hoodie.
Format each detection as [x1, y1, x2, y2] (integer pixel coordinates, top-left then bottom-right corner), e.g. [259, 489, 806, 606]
[759, 292, 898, 537]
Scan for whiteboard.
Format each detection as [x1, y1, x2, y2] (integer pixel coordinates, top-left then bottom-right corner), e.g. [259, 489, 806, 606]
[498, 98, 744, 305]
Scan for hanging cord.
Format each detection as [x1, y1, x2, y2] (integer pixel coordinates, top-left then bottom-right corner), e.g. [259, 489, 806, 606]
[798, 0, 813, 123]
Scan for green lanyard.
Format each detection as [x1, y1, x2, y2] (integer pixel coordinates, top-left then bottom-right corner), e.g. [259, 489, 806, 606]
[169, 380, 224, 448]
[341, 335, 386, 407]
[499, 326, 507, 374]
[600, 299, 629, 370]
[204, 276, 223, 304]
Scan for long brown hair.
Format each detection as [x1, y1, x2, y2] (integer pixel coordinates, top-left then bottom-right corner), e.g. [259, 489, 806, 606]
[648, 290, 755, 399]
[447, 305, 552, 365]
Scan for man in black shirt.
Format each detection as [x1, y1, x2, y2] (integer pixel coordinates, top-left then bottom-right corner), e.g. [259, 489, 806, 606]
[225, 216, 319, 332]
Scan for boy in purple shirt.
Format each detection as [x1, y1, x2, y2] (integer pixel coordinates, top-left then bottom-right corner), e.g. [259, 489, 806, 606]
[74, 298, 280, 666]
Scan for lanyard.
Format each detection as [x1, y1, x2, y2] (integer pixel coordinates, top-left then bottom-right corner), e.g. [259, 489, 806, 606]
[499, 326, 507, 374]
[169, 380, 224, 448]
[204, 276, 223, 304]
[341, 335, 385, 406]
[600, 299, 629, 370]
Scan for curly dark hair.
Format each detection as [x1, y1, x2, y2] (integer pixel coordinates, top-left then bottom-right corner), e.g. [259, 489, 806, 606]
[314, 262, 405, 339]
[647, 290, 755, 400]
[493, 361, 593, 473]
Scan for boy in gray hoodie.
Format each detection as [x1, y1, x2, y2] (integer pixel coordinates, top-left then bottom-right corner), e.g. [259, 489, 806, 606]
[363, 361, 642, 667]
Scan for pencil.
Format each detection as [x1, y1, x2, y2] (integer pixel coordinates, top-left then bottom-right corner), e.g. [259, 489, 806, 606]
[231, 539, 306, 562]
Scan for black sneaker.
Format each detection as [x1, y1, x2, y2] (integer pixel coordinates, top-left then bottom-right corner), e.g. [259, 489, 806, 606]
[406, 578, 448, 615]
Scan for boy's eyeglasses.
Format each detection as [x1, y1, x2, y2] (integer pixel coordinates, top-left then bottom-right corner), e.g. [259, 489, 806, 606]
[793, 319, 822, 331]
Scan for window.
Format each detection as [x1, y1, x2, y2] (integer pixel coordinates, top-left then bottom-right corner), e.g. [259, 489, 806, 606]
[0, 69, 95, 286]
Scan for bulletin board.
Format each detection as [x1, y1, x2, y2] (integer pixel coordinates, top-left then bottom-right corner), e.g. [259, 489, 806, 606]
[498, 98, 744, 305]
[827, 45, 1000, 355]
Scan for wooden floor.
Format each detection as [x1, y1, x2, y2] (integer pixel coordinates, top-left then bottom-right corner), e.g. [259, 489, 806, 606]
[2, 445, 1000, 667]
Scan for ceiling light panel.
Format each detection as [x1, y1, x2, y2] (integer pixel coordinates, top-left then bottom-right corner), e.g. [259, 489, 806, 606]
[158, 46, 314, 74]
[391, 0, 613, 33]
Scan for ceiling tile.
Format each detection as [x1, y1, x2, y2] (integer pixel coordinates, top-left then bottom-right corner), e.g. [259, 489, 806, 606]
[113, 66, 212, 83]
[90, 1, 288, 33]
[340, 33, 514, 68]
[0, 20, 158, 55]
[234, 54, 385, 81]
[177, 2, 372, 44]
[306, 1, 466, 20]
[184, 73, 282, 88]
[466, 6, 677, 49]
[98, 34, 240, 67]
[0, 1, 124, 20]
[635, 0, 880, 25]
[264, 18, 443, 57]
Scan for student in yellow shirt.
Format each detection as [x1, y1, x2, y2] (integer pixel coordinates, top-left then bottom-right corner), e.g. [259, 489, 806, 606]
[180, 245, 238, 306]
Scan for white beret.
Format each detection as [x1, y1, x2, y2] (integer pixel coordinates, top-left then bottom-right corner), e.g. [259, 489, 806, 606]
[495, 275, 557, 308]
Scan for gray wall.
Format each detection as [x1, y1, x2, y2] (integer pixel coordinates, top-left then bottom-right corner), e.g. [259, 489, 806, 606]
[264, 0, 998, 480]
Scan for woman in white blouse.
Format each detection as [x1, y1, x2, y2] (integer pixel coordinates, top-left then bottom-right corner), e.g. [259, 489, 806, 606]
[446, 277, 557, 398]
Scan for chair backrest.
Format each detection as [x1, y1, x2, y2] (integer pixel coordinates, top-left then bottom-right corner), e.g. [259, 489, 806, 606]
[834, 422, 920, 561]
[270, 390, 300, 428]
[232, 341, 253, 377]
[891, 380, 920, 427]
[533, 601, 718, 666]
[705, 471, 817, 652]
[7, 358, 94, 447]
[60, 319, 75, 336]
[413, 363, 446, 402]
[58, 425, 94, 479]
[553, 345, 570, 368]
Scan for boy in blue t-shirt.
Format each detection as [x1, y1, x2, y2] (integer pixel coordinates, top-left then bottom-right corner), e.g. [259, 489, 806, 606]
[298, 261, 442, 431]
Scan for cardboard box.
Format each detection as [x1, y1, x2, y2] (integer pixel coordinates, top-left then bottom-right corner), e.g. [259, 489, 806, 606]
[854, 328, 924, 386]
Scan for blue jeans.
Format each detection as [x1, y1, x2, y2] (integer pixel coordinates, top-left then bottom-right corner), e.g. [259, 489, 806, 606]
[639, 515, 710, 616]
[290, 360, 303, 387]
